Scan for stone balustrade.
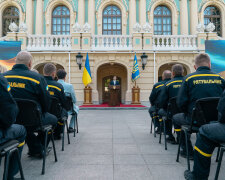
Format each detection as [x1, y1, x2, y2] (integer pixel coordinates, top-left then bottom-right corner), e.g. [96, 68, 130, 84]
[4, 32, 219, 51]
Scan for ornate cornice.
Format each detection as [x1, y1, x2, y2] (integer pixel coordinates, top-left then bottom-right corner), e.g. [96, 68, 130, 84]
[96, 0, 128, 11]
[45, 0, 77, 12]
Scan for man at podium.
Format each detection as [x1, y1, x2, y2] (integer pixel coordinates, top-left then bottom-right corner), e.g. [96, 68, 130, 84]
[108, 76, 120, 106]
[110, 76, 120, 86]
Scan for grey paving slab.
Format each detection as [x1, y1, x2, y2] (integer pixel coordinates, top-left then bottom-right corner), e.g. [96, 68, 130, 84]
[14, 110, 225, 180]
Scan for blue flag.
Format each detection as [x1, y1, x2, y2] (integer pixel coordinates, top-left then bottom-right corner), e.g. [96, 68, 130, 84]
[132, 54, 140, 81]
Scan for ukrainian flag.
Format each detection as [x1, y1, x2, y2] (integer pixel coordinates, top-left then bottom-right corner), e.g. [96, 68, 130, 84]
[132, 54, 140, 81]
[0, 41, 21, 70]
[82, 53, 92, 86]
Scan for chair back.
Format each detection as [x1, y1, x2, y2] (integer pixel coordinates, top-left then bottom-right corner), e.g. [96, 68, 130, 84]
[15, 98, 42, 128]
[65, 96, 74, 112]
[49, 97, 62, 119]
[191, 97, 220, 127]
[167, 97, 181, 118]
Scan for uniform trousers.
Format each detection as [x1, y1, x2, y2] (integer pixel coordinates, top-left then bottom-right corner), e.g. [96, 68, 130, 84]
[193, 122, 225, 179]
[26, 112, 57, 154]
[173, 113, 193, 153]
[0, 124, 26, 180]
[149, 106, 160, 128]
[158, 108, 173, 137]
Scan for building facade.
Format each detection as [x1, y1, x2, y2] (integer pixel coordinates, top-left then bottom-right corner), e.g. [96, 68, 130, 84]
[0, 0, 223, 105]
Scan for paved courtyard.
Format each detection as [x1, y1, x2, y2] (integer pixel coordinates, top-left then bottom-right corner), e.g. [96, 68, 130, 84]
[20, 110, 224, 180]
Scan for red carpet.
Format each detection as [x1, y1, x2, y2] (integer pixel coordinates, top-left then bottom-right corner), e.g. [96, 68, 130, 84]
[80, 103, 146, 108]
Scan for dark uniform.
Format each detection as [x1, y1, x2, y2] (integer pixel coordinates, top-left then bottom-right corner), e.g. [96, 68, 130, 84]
[149, 78, 171, 128]
[189, 90, 225, 179]
[158, 75, 183, 139]
[0, 74, 26, 180]
[173, 66, 225, 154]
[4, 64, 57, 155]
[44, 76, 68, 137]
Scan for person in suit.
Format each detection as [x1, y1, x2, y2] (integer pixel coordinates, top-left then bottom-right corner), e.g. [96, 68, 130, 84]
[57, 69, 79, 133]
[110, 76, 120, 86]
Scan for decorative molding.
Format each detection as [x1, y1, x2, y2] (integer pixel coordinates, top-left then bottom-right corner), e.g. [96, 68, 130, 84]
[198, 0, 225, 12]
[0, 0, 25, 12]
[96, 0, 128, 11]
[147, 0, 178, 12]
[45, 0, 77, 12]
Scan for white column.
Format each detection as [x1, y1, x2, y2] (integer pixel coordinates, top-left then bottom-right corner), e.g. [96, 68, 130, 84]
[78, 0, 85, 27]
[88, 0, 95, 34]
[139, 0, 146, 26]
[190, 0, 198, 35]
[129, 0, 136, 34]
[180, 0, 188, 35]
[26, 0, 33, 34]
[36, 0, 43, 34]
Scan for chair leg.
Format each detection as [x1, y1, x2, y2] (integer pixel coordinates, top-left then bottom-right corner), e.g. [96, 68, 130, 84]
[216, 147, 221, 162]
[51, 130, 58, 162]
[65, 120, 70, 144]
[3, 152, 10, 180]
[42, 130, 48, 175]
[15, 149, 25, 180]
[215, 148, 224, 180]
[73, 115, 76, 137]
[153, 117, 156, 138]
[176, 131, 182, 162]
[150, 118, 153, 134]
[62, 121, 65, 151]
[76, 114, 78, 134]
[163, 119, 167, 150]
[184, 130, 190, 171]
[159, 121, 162, 144]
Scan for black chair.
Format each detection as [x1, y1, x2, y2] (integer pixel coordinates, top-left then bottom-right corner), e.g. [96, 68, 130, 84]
[159, 97, 181, 150]
[215, 143, 225, 180]
[15, 98, 57, 175]
[176, 97, 220, 171]
[0, 140, 25, 180]
[65, 96, 78, 137]
[49, 97, 70, 151]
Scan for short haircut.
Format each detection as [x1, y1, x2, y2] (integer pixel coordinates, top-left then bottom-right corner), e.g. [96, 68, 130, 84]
[43, 63, 56, 76]
[172, 64, 183, 76]
[195, 53, 211, 67]
[162, 70, 172, 79]
[16, 51, 33, 65]
[31, 69, 39, 73]
[57, 69, 67, 79]
[0, 64, 7, 73]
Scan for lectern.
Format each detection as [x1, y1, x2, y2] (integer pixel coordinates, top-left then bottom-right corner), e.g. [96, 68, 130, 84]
[108, 85, 120, 106]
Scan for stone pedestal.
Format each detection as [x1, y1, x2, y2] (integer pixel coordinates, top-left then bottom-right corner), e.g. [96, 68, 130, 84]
[17, 32, 27, 50]
[81, 33, 91, 50]
[131, 86, 141, 104]
[71, 32, 81, 49]
[207, 32, 218, 41]
[143, 33, 152, 50]
[6, 32, 17, 41]
[197, 33, 207, 51]
[133, 33, 142, 50]
[83, 86, 92, 104]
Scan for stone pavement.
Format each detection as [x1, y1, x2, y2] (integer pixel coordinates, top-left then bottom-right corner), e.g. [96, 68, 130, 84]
[20, 110, 224, 180]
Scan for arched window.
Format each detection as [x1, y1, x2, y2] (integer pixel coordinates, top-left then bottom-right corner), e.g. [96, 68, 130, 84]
[2, 6, 19, 36]
[204, 6, 221, 36]
[52, 5, 70, 35]
[154, 6, 172, 35]
[102, 5, 122, 35]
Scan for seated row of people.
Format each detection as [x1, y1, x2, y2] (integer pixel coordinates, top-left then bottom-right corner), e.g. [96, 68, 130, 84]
[149, 53, 225, 180]
[0, 51, 77, 179]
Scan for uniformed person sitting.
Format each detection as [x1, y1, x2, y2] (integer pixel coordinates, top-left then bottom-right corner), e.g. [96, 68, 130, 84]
[184, 89, 225, 180]
[4, 51, 57, 158]
[149, 70, 171, 133]
[43, 63, 68, 139]
[173, 53, 225, 159]
[0, 74, 27, 180]
[158, 64, 184, 144]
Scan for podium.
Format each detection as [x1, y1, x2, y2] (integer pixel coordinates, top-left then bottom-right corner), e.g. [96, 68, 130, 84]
[108, 85, 120, 106]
